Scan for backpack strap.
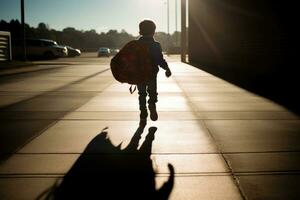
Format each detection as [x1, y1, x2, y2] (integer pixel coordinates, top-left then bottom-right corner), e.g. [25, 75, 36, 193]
[129, 85, 137, 94]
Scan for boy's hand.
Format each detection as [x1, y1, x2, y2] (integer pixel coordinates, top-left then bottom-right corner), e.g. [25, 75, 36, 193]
[165, 69, 172, 78]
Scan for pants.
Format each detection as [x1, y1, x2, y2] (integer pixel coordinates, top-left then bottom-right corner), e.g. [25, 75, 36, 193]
[137, 77, 158, 112]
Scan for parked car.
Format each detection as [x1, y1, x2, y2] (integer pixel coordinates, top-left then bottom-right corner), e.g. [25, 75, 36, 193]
[65, 46, 81, 57]
[13, 39, 68, 59]
[97, 47, 110, 57]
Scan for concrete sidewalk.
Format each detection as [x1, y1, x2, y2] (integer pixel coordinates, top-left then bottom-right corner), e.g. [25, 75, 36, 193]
[0, 59, 299, 199]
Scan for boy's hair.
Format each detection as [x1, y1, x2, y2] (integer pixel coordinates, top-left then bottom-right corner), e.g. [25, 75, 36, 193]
[139, 20, 156, 36]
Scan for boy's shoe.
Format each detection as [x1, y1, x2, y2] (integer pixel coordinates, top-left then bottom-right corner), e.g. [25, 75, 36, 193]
[148, 103, 158, 121]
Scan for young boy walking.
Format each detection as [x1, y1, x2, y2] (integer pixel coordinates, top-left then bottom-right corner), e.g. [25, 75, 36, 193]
[137, 20, 172, 125]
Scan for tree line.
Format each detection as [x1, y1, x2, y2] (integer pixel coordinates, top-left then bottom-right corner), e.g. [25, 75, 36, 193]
[0, 20, 181, 52]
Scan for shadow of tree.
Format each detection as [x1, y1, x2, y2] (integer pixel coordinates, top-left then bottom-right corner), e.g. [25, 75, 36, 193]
[44, 126, 174, 199]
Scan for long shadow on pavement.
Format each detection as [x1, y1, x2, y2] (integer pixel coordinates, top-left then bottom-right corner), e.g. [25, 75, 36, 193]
[0, 68, 110, 160]
[42, 126, 174, 200]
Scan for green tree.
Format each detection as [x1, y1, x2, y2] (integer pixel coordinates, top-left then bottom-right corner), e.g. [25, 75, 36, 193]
[0, 19, 181, 53]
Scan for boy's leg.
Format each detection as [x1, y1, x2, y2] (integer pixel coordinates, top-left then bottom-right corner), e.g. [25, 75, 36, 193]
[137, 84, 148, 122]
[147, 77, 158, 121]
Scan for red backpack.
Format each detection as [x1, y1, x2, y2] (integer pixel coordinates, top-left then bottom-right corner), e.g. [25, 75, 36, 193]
[110, 40, 156, 92]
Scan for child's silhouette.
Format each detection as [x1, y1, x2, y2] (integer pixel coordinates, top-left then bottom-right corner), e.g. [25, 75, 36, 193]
[44, 127, 174, 200]
[138, 20, 172, 126]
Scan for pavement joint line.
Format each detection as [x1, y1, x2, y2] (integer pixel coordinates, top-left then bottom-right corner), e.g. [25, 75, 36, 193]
[202, 120, 248, 200]
[2, 118, 299, 121]
[1, 152, 225, 155]
[0, 91, 268, 95]
[0, 111, 300, 115]
[0, 110, 290, 113]
[1, 112, 296, 114]
[3, 172, 300, 178]
[200, 119, 300, 121]
[3, 171, 300, 177]
[235, 172, 300, 176]
[0, 174, 235, 178]
[3, 150, 300, 155]
[0, 172, 232, 176]
[172, 68, 248, 200]
[233, 170, 300, 174]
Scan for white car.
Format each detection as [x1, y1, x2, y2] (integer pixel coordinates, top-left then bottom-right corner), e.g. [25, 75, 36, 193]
[27, 39, 68, 58]
[13, 39, 68, 59]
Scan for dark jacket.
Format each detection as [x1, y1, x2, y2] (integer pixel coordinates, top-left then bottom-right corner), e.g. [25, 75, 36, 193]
[138, 36, 169, 72]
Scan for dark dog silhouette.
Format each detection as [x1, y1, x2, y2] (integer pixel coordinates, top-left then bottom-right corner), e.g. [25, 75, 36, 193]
[42, 126, 174, 199]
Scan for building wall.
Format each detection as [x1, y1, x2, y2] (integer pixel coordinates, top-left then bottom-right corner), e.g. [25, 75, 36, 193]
[0, 31, 12, 61]
[188, 0, 299, 113]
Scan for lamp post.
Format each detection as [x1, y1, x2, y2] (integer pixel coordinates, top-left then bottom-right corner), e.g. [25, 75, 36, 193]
[181, 0, 187, 62]
[175, 0, 178, 46]
[167, 0, 170, 55]
[21, 0, 26, 61]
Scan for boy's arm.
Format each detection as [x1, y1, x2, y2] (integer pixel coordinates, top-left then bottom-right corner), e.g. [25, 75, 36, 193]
[157, 44, 172, 77]
[156, 43, 170, 71]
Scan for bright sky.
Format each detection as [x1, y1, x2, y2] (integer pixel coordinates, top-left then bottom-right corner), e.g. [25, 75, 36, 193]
[0, 0, 181, 36]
